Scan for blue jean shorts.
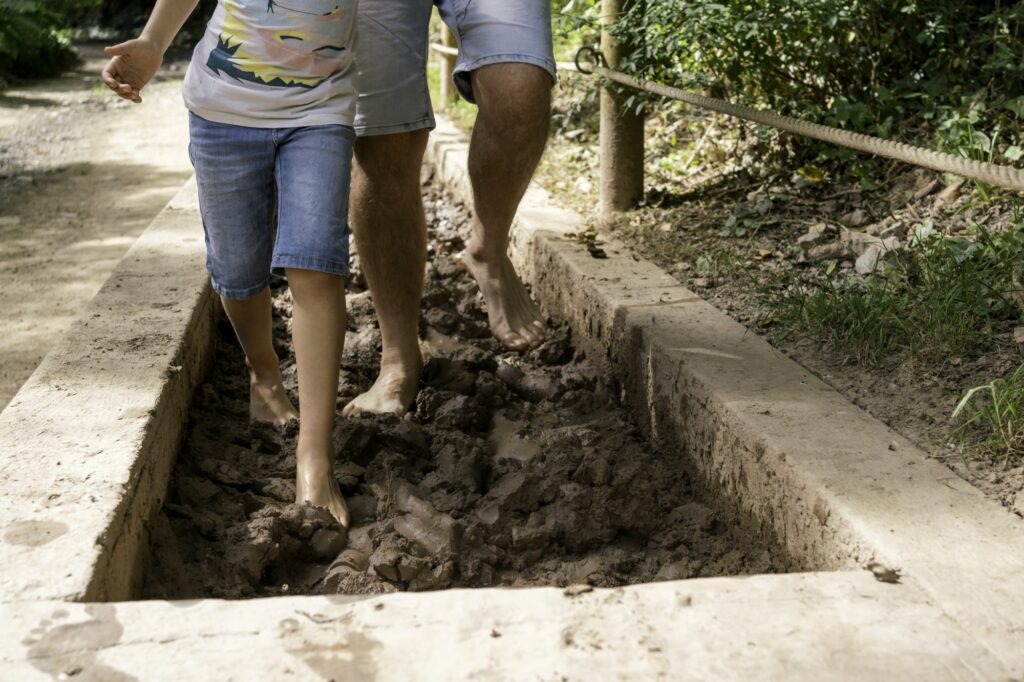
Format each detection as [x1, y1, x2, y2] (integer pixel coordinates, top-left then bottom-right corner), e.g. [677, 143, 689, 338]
[188, 113, 354, 300]
[354, 0, 556, 137]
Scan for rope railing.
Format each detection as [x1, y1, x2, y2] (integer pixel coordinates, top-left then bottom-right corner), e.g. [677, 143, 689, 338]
[428, 42, 1024, 193]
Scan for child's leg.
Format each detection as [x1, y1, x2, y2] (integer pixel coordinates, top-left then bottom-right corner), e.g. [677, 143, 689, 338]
[188, 113, 292, 424]
[287, 268, 348, 527]
[220, 288, 298, 426]
[272, 122, 356, 526]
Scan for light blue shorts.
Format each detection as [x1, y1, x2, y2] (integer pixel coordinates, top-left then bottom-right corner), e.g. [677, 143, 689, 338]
[354, 0, 556, 137]
[188, 113, 354, 300]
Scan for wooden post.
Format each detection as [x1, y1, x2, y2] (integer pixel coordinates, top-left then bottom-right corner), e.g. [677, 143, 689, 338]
[438, 24, 459, 109]
[600, 0, 644, 215]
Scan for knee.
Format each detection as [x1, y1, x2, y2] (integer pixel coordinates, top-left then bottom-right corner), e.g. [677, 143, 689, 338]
[354, 130, 429, 188]
[473, 64, 552, 133]
[285, 268, 345, 295]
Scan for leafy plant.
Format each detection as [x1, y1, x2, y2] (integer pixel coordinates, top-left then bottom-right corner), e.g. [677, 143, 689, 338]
[0, 0, 101, 81]
[558, 0, 1024, 169]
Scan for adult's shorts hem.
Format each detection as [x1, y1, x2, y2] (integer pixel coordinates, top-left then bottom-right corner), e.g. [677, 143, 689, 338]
[354, 115, 436, 138]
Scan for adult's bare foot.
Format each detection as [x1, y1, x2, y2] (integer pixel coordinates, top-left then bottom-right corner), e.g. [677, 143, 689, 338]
[464, 240, 546, 351]
[296, 454, 349, 527]
[248, 362, 299, 426]
[342, 352, 422, 417]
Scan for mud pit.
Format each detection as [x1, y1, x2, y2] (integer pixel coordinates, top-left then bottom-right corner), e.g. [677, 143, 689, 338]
[143, 176, 783, 599]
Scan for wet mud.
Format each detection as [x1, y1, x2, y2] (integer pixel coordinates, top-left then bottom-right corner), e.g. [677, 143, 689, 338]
[143, 175, 783, 599]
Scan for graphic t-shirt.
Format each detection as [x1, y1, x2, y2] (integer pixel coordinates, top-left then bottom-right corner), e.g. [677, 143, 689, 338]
[183, 0, 358, 128]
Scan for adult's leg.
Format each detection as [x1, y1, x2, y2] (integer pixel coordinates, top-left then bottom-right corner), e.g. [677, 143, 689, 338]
[463, 63, 553, 350]
[341, 130, 429, 417]
[221, 290, 298, 425]
[288, 268, 349, 527]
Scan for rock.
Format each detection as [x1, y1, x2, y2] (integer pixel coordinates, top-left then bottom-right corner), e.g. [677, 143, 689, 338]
[796, 223, 830, 250]
[854, 236, 901, 275]
[933, 180, 965, 210]
[838, 208, 866, 227]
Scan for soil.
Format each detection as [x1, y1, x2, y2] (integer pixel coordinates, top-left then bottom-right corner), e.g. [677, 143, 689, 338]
[143, 176, 784, 600]
[0, 43, 192, 409]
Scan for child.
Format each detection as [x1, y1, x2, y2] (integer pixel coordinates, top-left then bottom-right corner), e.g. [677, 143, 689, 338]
[102, 0, 357, 526]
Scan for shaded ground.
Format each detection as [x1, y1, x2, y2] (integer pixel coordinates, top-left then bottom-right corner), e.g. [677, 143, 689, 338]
[144, 176, 784, 599]
[0, 44, 191, 408]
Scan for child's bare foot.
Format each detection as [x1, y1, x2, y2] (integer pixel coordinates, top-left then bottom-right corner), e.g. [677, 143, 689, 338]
[247, 361, 299, 426]
[296, 454, 349, 527]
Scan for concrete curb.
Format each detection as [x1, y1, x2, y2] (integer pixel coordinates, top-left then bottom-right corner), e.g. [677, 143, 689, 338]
[0, 178, 216, 602]
[0, 572, 1007, 681]
[426, 115, 1024, 673]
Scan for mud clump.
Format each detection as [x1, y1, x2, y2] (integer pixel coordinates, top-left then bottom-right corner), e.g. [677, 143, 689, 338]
[143, 178, 783, 600]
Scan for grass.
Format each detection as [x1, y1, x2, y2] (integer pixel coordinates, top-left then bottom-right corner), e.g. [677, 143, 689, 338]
[766, 223, 1024, 366]
[953, 364, 1024, 465]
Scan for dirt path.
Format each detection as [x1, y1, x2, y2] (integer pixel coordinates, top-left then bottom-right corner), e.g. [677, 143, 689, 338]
[0, 44, 191, 409]
[144, 179, 783, 599]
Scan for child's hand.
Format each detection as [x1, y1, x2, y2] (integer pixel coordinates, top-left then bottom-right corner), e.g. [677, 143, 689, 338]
[101, 38, 164, 103]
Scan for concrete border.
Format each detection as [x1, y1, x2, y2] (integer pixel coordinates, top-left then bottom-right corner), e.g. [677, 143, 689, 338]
[0, 572, 1011, 680]
[0, 178, 216, 602]
[425, 115, 1024, 672]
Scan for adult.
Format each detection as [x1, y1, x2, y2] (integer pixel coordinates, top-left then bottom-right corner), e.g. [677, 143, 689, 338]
[342, 0, 555, 416]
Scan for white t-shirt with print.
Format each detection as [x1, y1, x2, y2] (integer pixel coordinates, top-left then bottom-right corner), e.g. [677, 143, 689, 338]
[183, 0, 358, 128]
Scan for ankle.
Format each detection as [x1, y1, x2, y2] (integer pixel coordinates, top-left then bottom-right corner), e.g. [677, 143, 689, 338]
[246, 358, 283, 388]
[465, 232, 509, 267]
[379, 345, 423, 373]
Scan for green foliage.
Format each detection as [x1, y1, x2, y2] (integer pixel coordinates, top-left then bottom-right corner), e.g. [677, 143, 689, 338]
[0, 0, 100, 81]
[87, 0, 216, 42]
[559, 0, 1024, 161]
[768, 223, 1024, 365]
[953, 364, 1024, 464]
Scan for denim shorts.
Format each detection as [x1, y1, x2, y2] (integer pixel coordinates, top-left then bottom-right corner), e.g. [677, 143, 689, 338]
[353, 0, 556, 137]
[188, 112, 353, 300]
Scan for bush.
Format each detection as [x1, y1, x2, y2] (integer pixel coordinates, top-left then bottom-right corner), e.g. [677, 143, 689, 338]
[85, 0, 217, 43]
[560, 1, 1024, 161]
[0, 0, 100, 81]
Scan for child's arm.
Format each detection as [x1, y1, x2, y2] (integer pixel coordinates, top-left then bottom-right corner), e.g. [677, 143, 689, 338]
[101, 0, 200, 103]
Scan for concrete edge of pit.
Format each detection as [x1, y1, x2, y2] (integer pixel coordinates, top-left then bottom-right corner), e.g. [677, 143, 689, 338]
[0, 571, 1012, 681]
[0, 177, 215, 603]
[426, 115, 1024, 671]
